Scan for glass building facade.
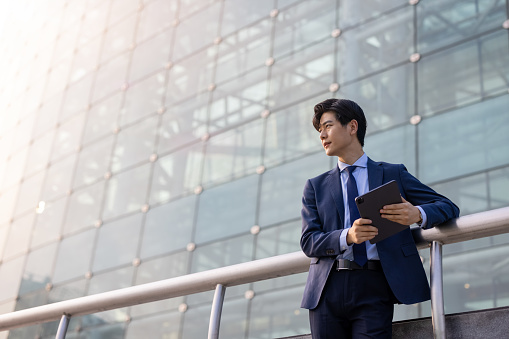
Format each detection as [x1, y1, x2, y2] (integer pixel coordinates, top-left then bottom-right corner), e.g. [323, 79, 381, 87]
[0, 0, 508, 338]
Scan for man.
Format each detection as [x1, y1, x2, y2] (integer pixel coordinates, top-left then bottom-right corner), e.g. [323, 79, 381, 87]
[300, 98, 459, 338]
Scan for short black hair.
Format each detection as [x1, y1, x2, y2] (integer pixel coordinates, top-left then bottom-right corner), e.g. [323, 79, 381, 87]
[312, 98, 367, 147]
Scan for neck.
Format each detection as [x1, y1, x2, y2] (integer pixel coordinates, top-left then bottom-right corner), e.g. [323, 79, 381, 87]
[338, 148, 364, 165]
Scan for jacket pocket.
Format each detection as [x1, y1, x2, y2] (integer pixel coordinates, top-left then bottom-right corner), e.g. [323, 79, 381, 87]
[401, 243, 418, 257]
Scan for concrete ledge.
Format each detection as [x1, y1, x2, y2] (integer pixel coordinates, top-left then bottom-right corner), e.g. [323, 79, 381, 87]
[277, 306, 509, 339]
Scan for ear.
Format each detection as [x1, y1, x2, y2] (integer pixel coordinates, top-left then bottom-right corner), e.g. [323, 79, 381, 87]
[349, 119, 358, 135]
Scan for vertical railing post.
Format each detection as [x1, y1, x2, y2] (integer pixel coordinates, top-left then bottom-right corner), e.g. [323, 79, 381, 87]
[55, 314, 70, 339]
[430, 241, 446, 339]
[208, 284, 226, 339]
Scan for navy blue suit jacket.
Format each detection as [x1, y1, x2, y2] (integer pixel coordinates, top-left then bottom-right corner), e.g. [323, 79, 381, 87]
[300, 158, 459, 310]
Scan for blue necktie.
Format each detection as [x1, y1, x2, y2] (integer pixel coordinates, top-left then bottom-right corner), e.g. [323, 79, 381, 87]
[345, 166, 368, 266]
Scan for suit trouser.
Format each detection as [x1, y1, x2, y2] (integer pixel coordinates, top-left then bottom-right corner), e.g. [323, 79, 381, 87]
[308, 266, 395, 339]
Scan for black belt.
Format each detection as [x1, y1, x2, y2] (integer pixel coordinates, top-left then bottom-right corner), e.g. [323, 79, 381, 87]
[335, 259, 382, 271]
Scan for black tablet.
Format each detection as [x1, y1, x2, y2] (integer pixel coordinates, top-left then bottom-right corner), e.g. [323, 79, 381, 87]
[355, 180, 407, 244]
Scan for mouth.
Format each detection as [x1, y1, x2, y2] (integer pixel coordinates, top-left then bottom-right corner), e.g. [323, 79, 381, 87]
[323, 142, 331, 149]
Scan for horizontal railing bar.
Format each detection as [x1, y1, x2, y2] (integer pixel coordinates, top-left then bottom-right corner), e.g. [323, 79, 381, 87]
[0, 206, 508, 332]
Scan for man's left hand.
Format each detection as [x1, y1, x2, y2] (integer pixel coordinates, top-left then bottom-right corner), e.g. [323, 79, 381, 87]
[380, 197, 422, 225]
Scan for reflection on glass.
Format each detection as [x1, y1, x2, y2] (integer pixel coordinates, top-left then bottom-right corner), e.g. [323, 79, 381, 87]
[340, 63, 415, 133]
[32, 197, 67, 248]
[20, 243, 58, 295]
[202, 119, 263, 186]
[364, 124, 416, 175]
[41, 154, 77, 202]
[73, 136, 115, 188]
[489, 167, 509, 210]
[14, 171, 44, 216]
[50, 113, 85, 162]
[92, 54, 129, 103]
[100, 14, 137, 63]
[150, 144, 203, 204]
[111, 115, 158, 172]
[480, 30, 509, 97]
[92, 214, 142, 272]
[338, 6, 413, 83]
[60, 74, 94, 121]
[3, 214, 34, 261]
[259, 153, 330, 226]
[125, 311, 181, 339]
[130, 30, 172, 81]
[255, 221, 301, 260]
[194, 175, 258, 244]
[82, 93, 122, 145]
[0, 256, 26, 302]
[63, 181, 104, 234]
[33, 94, 62, 139]
[338, 0, 405, 28]
[418, 95, 509, 184]
[52, 229, 95, 283]
[141, 196, 196, 258]
[23, 130, 55, 177]
[264, 95, 323, 167]
[103, 163, 151, 220]
[136, 0, 177, 44]
[120, 73, 165, 126]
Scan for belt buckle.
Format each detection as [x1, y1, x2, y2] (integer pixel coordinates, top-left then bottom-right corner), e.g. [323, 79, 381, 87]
[336, 259, 353, 271]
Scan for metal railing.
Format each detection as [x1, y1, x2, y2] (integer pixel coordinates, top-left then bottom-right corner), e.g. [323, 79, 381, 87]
[0, 206, 508, 339]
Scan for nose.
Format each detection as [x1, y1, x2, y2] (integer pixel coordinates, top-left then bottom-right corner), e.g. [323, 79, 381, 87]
[320, 129, 326, 140]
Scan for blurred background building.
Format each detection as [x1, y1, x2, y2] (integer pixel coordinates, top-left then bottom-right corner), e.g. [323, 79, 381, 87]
[0, 0, 508, 338]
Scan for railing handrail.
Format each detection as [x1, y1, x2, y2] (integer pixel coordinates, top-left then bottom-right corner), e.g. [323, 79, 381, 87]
[0, 206, 508, 333]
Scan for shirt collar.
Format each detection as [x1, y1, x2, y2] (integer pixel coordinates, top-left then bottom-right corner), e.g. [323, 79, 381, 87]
[337, 152, 367, 172]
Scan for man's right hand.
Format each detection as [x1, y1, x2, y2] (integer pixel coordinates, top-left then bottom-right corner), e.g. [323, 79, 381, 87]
[346, 218, 378, 245]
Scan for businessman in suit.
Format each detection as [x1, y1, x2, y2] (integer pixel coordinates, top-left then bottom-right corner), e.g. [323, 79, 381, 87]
[300, 98, 459, 338]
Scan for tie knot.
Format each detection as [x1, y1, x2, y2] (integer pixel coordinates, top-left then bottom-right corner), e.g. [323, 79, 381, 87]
[345, 166, 357, 176]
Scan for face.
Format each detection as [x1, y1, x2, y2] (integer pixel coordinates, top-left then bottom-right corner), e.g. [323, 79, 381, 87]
[318, 112, 357, 157]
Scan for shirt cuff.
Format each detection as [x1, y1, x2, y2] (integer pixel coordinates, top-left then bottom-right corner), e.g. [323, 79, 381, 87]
[416, 206, 427, 228]
[339, 229, 352, 252]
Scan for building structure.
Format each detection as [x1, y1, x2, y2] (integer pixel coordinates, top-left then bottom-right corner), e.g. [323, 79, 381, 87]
[0, 0, 508, 338]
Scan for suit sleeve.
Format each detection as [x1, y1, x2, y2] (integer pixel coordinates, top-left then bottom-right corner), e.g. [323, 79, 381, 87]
[398, 165, 460, 228]
[300, 179, 342, 258]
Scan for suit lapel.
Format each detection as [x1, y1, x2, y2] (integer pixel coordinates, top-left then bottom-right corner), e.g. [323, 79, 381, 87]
[367, 158, 383, 190]
[326, 166, 345, 226]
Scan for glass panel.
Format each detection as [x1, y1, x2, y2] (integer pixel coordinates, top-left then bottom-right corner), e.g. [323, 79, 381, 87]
[2, 147, 28, 190]
[32, 197, 67, 248]
[149, 143, 203, 204]
[125, 311, 181, 339]
[417, 38, 482, 116]
[20, 243, 58, 295]
[92, 213, 142, 271]
[44, 59, 72, 100]
[0, 224, 9, 262]
[165, 46, 216, 104]
[52, 229, 95, 283]
[73, 136, 115, 188]
[102, 163, 151, 220]
[10, 290, 46, 338]
[91, 53, 130, 103]
[172, 2, 221, 60]
[108, 0, 141, 26]
[268, 39, 334, 109]
[480, 30, 509, 97]
[432, 173, 487, 216]
[141, 195, 196, 258]
[158, 93, 208, 153]
[248, 285, 309, 339]
[488, 167, 509, 210]
[178, 0, 215, 18]
[41, 154, 77, 202]
[255, 220, 301, 260]
[111, 116, 158, 172]
[3, 213, 34, 260]
[263, 94, 324, 168]
[100, 14, 137, 63]
[130, 251, 188, 317]
[49, 112, 85, 162]
[418, 95, 509, 184]
[417, 0, 506, 53]
[32, 93, 62, 139]
[209, 67, 268, 132]
[129, 30, 172, 81]
[364, 124, 417, 175]
[273, 0, 336, 58]
[60, 73, 94, 120]
[14, 171, 44, 216]
[23, 130, 55, 177]
[136, 0, 177, 44]
[338, 0, 406, 29]
[120, 73, 165, 126]
[63, 181, 104, 234]
[191, 234, 253, 273]
[220, 0, 273, 37]
[202, 119, 263, 186]
[337, 5, 414, 83]
[11, 113, 36, 153]
[215, 18, 272, 85]
[258, 152, 331, 226]
[83, 267, 134, 328]
[339, 63, 415, 133]
[211, 297, 249, 338]
[79, 324, 125, 339]
[0, 186, 18, 225]
[0, 256, 25, 302]
[194, 175, 258, 244]
[82, 93, 122, 145]
[180, 303, 210, 338]
[77, 2, 109, 46]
